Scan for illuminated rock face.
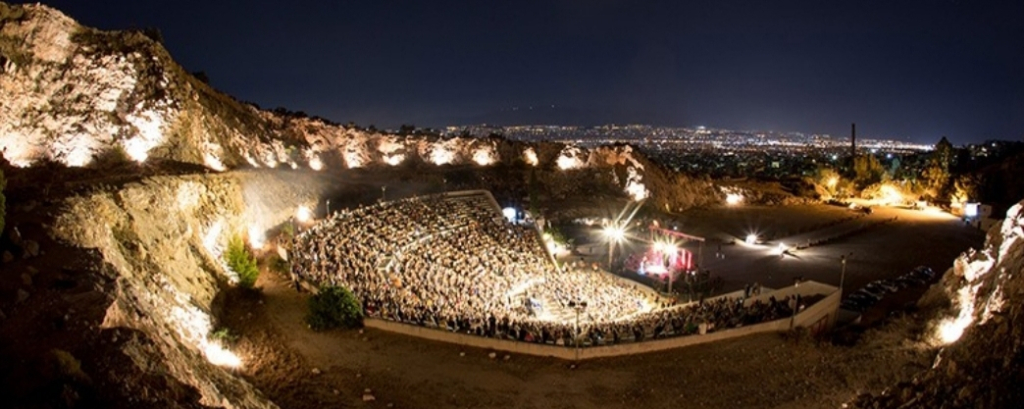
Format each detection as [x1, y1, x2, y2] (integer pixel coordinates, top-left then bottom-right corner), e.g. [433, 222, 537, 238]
[52, 171, 323, 408]
[0, 3, 680, 206]
[929, 202, 1023, 345]
[848, 200, 1024, 408]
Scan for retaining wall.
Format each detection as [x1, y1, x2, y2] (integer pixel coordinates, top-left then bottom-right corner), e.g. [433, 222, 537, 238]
[364, 282, 842, 360]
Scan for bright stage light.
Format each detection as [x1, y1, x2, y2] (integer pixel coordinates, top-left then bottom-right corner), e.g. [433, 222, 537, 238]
[603, 225, 625, 242]
[296, 205, 312, 223]
[502, 207, 517, 223]
[775, 243, 788, 256]
[827, 176, 838, 188]
[653, 242, 665, 252]
[964, 203, 979, 218]
[726, 193, 743, 205]
[745, 234, 758, 245]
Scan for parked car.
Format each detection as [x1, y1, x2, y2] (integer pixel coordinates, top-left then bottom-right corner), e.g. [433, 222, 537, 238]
[849, 293, 879, 306]
[896, 275, 926, 287]
[841, 299, 867, 312]
[913, 266, 935, 279]
[856, 288, 884, 300]
[874, 280, 900, 293]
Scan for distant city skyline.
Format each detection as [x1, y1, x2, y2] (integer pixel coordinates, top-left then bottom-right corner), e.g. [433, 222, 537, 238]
[31, 0, 1024, 145]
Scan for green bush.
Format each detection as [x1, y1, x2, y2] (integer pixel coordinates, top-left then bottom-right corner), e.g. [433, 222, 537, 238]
[225, 235, 259, 288]
[306, 286, 363, 331]
[269, 254, 290, 274]
[210, 327, 238, 345]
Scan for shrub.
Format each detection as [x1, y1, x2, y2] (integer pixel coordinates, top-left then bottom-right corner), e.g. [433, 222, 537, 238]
[91, 145, 133, 168]
[225, 235, 259, 288]
[210, 328, 238, 345]
[269, 254, 290, 275]
[306, 286, 363, 331]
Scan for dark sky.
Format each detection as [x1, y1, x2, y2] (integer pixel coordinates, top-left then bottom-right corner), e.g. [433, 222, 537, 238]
[27, 0, 1024, 144]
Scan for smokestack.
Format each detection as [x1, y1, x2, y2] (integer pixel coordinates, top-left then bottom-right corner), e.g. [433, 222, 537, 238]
[851, 123, 856, 157]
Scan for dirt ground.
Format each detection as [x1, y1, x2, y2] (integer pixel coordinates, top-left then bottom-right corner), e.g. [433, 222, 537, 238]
[574, 203, 984, 295]
[219, 202, 984, 409]
[220, 263, 936, 409]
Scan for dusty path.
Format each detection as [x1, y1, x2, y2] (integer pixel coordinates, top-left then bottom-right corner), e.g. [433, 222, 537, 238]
[227, 269, 935, 409]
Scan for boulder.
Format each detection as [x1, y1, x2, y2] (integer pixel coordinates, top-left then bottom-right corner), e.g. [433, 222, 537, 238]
[23, 240, 40, 258]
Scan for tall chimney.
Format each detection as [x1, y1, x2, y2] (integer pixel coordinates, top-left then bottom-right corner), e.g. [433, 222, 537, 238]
[851, 123, 856, 157]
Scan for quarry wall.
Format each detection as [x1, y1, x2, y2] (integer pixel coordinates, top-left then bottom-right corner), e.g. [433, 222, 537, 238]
[49, 170, 324, 408]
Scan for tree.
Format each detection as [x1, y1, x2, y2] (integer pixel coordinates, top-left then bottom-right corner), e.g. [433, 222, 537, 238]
[306, 286, 364, 331]
[225, 235, 259, 288]
[852, 155, 885, 189]
[811, 167, 842, 199]
[952, 174, 980, 204]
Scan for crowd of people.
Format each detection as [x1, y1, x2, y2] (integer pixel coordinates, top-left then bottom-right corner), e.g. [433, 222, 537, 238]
[292, 192, 811, 347]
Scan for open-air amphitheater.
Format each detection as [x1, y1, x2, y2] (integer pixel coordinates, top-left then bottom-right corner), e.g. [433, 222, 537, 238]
[292, 190, 841, 359]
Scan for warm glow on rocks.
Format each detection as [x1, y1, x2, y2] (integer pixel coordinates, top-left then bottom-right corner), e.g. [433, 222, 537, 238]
[523, 147, 539, 166]
[383, 154, 404, 166]
[556, 146, 584, 170]
[430, 145, 456, 165]
[472, 147, 496, 166]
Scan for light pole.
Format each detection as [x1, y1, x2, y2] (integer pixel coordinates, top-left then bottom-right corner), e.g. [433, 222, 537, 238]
[326, 199, 331, 216]
[603, 224, 624, 270]
[569, 300, 587, 363]
[381, 185, 387, 202]
[840, 255, 847, 293]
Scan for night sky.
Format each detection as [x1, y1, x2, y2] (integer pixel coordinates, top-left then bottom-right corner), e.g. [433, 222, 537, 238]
[27, 0, 1024, 144]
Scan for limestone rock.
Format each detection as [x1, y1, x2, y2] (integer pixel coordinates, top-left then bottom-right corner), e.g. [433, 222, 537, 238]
[23, 240, 40, 258]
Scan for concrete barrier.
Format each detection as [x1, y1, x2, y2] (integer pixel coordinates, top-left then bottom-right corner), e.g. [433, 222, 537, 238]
[364, 281, 841, 360]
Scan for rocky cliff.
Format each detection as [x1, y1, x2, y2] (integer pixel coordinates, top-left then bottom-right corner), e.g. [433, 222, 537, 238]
[0, 2, 727, 213]
[850, 201, 1024, 408]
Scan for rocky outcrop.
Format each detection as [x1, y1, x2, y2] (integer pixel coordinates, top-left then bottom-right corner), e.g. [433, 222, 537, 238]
[850, 201, 1024, 408]
[50, 171, 325, 408]
[0, 2, 731, 211]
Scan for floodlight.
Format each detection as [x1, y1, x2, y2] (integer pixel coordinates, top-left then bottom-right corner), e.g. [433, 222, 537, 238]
[296, 205, 312, 222]
[603, 225, 625, 242]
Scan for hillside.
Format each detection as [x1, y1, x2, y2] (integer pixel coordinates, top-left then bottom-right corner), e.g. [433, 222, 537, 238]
[0, 2, 730, 213]
[2, 2, 1021, 409]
